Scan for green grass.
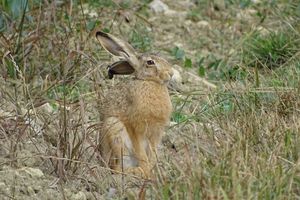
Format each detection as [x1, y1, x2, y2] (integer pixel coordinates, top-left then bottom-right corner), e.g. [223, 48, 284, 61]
[0, 0, 300, 199]
[242, 30, 300, 69]
[129, 24, 153, 52]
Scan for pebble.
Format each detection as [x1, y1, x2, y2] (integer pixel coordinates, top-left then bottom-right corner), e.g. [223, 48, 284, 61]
[22, 167, 44, 178]
[149, 0, 170, 13]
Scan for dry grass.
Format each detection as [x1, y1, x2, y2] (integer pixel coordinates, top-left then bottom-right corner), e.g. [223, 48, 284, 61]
[0, 0, 300, 199]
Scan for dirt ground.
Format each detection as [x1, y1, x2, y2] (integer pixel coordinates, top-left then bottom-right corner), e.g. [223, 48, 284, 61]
[1, 0, 299, 199]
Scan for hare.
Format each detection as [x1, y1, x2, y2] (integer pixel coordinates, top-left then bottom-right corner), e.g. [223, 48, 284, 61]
[96, 31, 173, 178]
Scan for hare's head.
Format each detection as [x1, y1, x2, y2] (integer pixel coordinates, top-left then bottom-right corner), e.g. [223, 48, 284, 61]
[96, 31, 174, 85]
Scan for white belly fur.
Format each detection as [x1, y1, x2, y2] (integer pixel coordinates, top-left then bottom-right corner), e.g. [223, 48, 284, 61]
[122, 132, 149, 168]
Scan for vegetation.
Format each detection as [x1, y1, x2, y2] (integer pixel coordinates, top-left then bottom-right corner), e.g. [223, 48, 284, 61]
[0, 0, 299, 199]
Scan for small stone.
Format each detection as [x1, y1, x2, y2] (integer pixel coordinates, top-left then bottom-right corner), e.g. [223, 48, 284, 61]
[22, 167, 44, 178]
[256, 26, 269, 35]
[27, 186, 36, 196]
[214, 0, 226, 10]
[149, 0, 169, 13]
[40, 103, 54, 113]
[172, 68, 182, 84]
[107, 187, 117, 198]
[164, 10, 179, 17]
[197, 20, 210, 28]
[73, 191, 86, 200]
[168, 67, 183, 92]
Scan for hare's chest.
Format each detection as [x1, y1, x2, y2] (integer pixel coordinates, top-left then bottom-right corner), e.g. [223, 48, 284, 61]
[134, 92, 172, 122]
[127, 82, 172, 123]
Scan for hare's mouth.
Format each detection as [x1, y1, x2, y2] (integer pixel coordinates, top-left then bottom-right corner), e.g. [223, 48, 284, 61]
[159, 73, 172, 83]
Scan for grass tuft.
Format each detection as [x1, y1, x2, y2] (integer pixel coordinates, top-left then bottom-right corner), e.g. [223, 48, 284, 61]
[242, 30, 300, 69]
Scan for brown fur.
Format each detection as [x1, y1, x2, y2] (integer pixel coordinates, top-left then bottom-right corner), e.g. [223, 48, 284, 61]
[96, 31, 173, 178]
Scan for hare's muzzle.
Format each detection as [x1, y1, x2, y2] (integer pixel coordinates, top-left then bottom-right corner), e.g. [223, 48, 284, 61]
[160, 70, 174, 84]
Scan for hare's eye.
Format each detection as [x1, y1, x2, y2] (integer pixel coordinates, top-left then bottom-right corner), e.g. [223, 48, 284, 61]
[146, 60, 155, 65]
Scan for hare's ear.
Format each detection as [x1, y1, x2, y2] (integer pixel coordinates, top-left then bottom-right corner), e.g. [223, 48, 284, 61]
[96, 31, 140, 68]
[108, 60, 135, 79]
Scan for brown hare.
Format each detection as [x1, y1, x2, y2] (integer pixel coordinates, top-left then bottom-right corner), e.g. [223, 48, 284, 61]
[96, 31, 173, 178]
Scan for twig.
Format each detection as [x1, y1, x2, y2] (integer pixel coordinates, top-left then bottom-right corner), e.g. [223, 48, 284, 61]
[186, 71, 217, 89]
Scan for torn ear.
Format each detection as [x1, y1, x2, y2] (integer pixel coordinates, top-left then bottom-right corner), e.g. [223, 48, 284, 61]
[96, 31, 140, 70]
[96, 31, 133, 58]
[108, 60, 135, 79]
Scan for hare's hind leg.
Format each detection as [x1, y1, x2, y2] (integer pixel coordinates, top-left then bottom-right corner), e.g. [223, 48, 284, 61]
[102, 117, 127, 172]
[102, 117, 142, 175]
